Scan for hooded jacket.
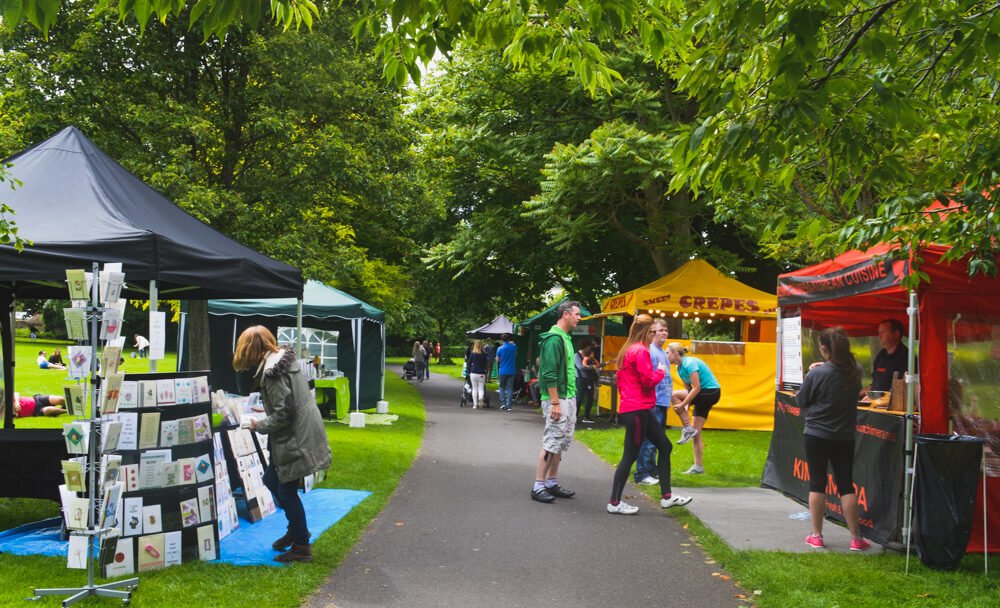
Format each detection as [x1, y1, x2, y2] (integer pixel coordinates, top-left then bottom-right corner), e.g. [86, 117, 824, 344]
[537, 328, 571, 398]
[255, 348, 332, 483]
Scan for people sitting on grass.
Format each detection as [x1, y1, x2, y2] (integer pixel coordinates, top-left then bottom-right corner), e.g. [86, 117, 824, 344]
[13, 392, 68, 417]
[37, 350, 66, 370]
[48, 348, 66, 367]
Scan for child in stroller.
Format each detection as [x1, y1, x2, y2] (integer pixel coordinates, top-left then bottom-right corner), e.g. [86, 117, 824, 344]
[401, 358, 418, 380]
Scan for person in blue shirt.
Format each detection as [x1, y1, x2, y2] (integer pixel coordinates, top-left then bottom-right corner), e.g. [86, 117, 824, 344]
[667, 342, 722, 475]
[496, 334, 518, 410]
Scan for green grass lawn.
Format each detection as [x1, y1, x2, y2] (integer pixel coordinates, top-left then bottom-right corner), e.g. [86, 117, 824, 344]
[575, 427, 1000, 607]
[0, 373, 425, 607]
[9, 338, 178, 429]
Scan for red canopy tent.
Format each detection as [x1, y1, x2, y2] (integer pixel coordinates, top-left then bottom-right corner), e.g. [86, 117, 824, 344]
[777, 243, 999, 552]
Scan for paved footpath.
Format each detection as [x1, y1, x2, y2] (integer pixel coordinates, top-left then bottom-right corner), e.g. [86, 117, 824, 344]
[307, 371, 749, 608]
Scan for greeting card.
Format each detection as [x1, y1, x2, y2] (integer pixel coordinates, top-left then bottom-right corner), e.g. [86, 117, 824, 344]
[179, 498, 200, 528]
[192, 414, 211, 442]
[122, 497, 143, 537]
[197, 485, 215, 523]
[101, 454, 123, 487]
[101, 372, 125, 414]
[163, 531, 182, 568]
[138, 450, 170, 489]
[137, 533, 165, 572]
[138, 412, 161, 449]
[122, 464, 139, 492]
[101, 420, 123, 453]
[156, 379, 176, 406]
[99, 483, 123, 532]
[179, 457, 197, 485]
[116, 412, 139, 451]
[100, 306, 123, 342]
[118, 381, 138, 409]
[196, 525, 216, 561]
[62, 460, 85, 493]
[104, 537, 135, 578]
[159, 420, 178, 448]
[193, 376, 210, 403]
[142, 504, 162, 534]
[101, 270, 125, 304]
[63, 422, 89, 454]
[67, 534, 89, 569]
[177, 418, 195, 445]
[139, 381, 157, 407]
[174, 378, 194, 404]
[66, 269, 89, 300]
[63, 384, 86, 417]
[100, 345, 122, 377]
[193, 453, 214, 483]
[64, 308, 89, 341]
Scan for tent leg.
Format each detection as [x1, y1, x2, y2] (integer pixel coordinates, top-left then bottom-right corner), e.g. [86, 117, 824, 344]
[149, 279, 158, 373]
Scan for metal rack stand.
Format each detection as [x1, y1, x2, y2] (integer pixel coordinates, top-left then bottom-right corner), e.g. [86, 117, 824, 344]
[33, 263, 138, 606]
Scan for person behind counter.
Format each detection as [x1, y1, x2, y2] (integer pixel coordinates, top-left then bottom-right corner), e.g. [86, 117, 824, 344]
[871, 319, 909, 392]
[798, 327, 871, 551]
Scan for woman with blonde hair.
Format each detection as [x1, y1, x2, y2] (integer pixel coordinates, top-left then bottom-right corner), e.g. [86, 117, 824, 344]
[467, 339, 489, 408]
[607, 315, 692, 515]
[411, 341, 426, 383]
[666, 342, 722, 475]
[233, 325, 332, 563]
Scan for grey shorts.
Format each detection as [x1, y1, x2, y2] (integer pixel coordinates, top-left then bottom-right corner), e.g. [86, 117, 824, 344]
[541, 396, 577, 454]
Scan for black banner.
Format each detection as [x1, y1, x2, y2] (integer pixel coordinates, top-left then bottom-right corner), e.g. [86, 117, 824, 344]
[761, 391, 906, 545]
[778, 257, 906, 306]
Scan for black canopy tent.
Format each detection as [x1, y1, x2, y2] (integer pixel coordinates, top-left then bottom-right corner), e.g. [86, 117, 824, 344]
[0, 126, 302, 498]
[466, 315, 515, 339]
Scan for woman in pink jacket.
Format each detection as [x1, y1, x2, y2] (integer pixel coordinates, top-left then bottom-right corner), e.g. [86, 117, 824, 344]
[607, 315, 692, 515]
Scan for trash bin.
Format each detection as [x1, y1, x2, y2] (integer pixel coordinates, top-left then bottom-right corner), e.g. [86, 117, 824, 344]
[912, 434, 984, 570]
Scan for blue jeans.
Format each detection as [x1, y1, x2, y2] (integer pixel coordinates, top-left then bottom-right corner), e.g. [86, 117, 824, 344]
[263, 464, 309, 545]
[634, 405, 667, 482]
[498, 374, 515, 408]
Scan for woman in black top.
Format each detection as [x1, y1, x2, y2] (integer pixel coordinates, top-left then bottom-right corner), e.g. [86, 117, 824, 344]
[797, 327, 871, 552]
[467, 340, 489, 409]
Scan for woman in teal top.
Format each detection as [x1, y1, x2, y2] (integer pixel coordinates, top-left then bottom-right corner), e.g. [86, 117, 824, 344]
[666, 343, 722, 475]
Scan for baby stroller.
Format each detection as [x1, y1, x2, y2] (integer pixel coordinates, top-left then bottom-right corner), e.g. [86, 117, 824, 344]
[459, 373, 491, 408]
[401, 358, 417, 380]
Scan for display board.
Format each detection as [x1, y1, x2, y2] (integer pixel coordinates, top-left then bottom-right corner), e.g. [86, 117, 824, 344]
[98, 371, 220, 576]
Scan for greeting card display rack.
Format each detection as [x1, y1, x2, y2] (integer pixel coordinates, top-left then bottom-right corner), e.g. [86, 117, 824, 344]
[34, 262, 138, 606]
[96, 371, 220, 576]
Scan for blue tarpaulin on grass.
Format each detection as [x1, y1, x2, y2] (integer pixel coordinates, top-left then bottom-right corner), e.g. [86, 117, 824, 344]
[0, 488, 370, 567]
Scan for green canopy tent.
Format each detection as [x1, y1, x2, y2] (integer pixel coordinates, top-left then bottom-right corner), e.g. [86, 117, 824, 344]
[201, 281, 385, 410]
[513, 299, 624, 369]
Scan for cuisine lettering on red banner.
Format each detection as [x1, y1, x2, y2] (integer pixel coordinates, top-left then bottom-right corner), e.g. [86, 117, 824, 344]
[778, 258, 907, 305]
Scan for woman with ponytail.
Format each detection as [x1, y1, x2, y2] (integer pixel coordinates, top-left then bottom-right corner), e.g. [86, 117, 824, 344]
[797, 327, 871, 551]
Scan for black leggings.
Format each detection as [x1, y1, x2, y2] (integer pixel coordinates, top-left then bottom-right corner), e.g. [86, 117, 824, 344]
[804, 434, 856, 495]
[576, 378, 594, 419]
[610, 409, 673, 502]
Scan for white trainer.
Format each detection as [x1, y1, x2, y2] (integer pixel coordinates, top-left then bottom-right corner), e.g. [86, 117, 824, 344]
[637, 476, 659, 486]
[661, 495, 693, 509]
[677, 426, 699, 445]
[607, 501, 639, 515]
[683, 465, 705, 475]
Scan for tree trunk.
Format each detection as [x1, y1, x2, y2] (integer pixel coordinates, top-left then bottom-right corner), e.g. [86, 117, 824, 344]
[187, 300, 212, 372]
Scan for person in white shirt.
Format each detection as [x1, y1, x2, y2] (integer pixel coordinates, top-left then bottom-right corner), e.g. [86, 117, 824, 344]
[133, 334, 150, 358]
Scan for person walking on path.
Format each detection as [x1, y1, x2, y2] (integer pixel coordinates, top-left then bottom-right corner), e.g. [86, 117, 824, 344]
[798, 327, 872, 551]
[634, 318, 671, 485]
[530, 301, 581, 503]
[608, 315, 692, 515]
[668, 342, 721, 474]
[233, 325, 332, 563]
[467, 340, 489, 409]
[496, 333, 517, 410]
[422, 340, 433, 380]
[411, 341, 426, 383]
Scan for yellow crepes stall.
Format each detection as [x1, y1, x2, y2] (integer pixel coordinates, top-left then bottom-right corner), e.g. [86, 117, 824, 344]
[597, 259, 778, 431]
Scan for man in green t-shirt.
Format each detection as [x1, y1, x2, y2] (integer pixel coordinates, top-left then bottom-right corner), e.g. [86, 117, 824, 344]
[530, 301, 582, 503]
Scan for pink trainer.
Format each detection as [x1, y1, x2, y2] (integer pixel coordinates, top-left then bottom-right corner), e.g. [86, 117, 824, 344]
[850, 538, 872, 552]
[804, 534, 825, 548]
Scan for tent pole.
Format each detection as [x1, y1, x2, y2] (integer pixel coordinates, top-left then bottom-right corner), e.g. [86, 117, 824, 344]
[902, 289, 918, 549]
[296, 298, 303, 357]
[380, 322, 386, 400]
[177, 311, 187, 371]
[355, 318, 362, 411]
[775, 308, 783, 391]
[149, 280, 157, 373]
[2, 291, 14, 429]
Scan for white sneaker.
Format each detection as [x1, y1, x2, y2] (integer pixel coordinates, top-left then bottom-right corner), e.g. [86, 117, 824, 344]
[684, 465, 705, 475]
[677, 426, 699, 445]
[661, 495, 693, 509]
[637, 476, 659, 486]
[607, 501, 639, 515]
